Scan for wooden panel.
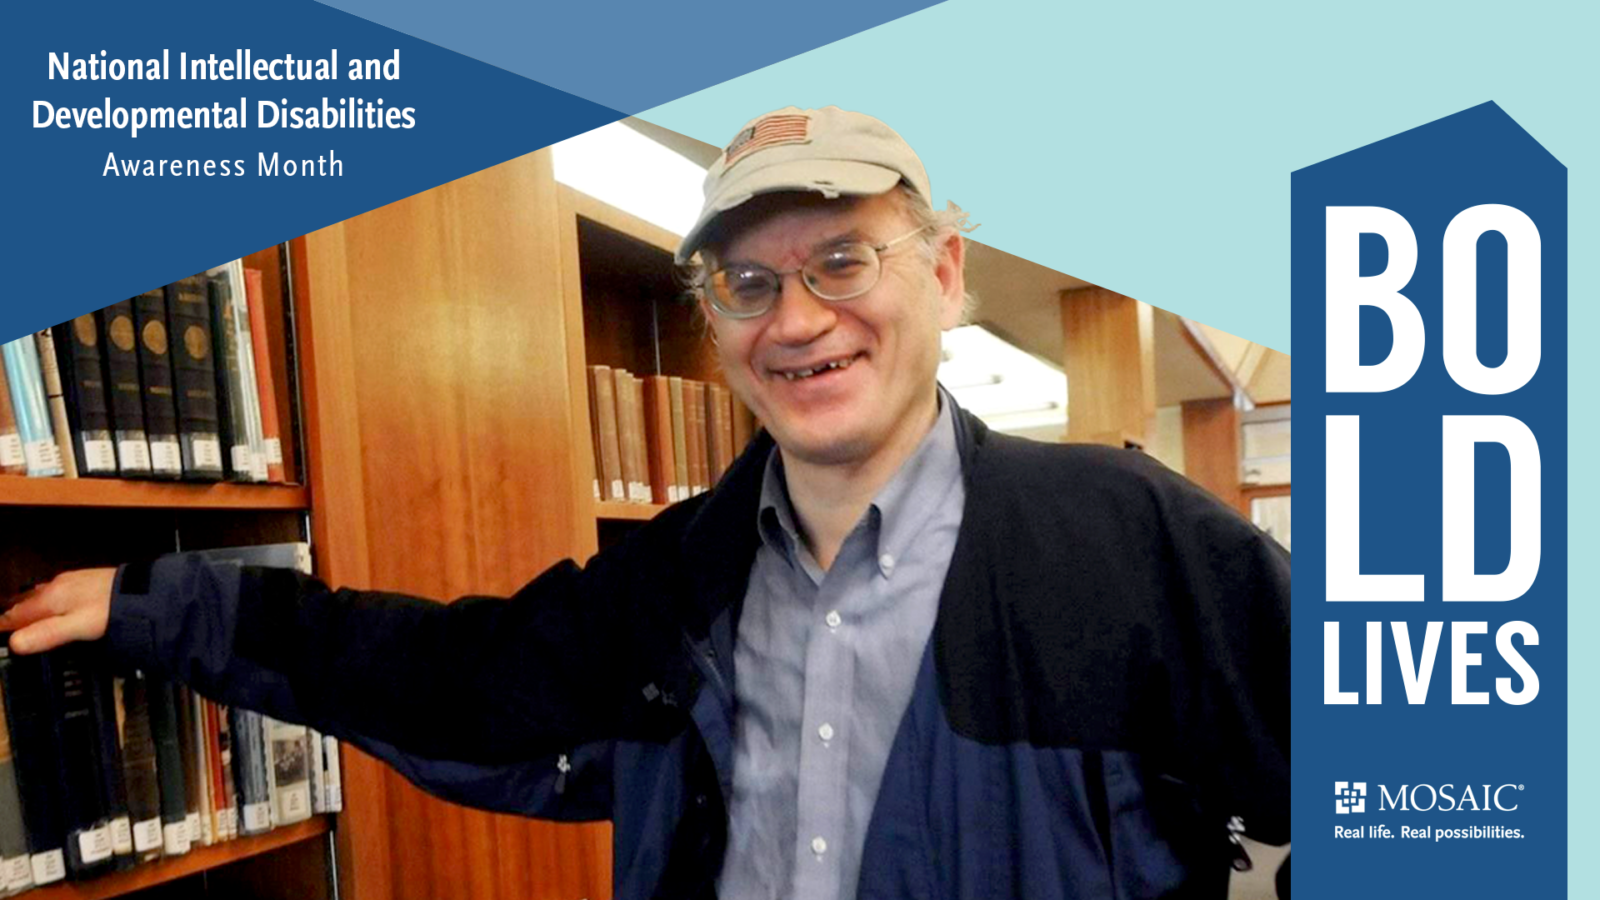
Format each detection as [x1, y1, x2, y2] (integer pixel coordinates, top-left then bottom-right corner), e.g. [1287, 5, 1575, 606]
[0, 478, 307, 510]
[1060, 287, 1155, 447]
[301, 151, 610, 900]
[1181, 397, 1243, 513]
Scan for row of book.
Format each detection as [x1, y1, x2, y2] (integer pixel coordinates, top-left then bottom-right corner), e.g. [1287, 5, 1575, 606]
[587, 366, 757, 505]
[0, 544, 340, 896]
[0, 262, 289, 484]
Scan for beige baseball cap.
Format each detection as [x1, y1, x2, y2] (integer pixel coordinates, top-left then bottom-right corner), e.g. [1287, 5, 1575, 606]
[675, 106, 932, 264]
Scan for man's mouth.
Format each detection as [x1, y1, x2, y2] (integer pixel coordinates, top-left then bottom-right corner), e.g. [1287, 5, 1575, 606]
[773, 354, 861, 381]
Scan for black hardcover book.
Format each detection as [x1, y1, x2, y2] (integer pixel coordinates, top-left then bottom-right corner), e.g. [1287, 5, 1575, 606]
[209, 274, 254, 483]
[88, 663, 135, 869]
[51, 315, 118, 476]
[0, 657, 36, 894]
[51, 647, 116, 878]
[146, 676, 192, 856]
[117, 672, 165, 862]
[0, 644, 68, 887]
[95, 299, 153, 477]
[164, 275, 224, 480]
[131, 287, 183, 479]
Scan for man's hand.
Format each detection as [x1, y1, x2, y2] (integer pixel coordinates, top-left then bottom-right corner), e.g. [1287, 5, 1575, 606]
[1, 567, 117, 654]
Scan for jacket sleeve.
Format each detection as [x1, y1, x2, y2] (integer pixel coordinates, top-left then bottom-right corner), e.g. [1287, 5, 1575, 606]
[103, 510, 699, 769]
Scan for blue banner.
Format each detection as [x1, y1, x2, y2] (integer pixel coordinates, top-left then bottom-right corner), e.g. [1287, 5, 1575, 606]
[1291, 101, 1566, 897]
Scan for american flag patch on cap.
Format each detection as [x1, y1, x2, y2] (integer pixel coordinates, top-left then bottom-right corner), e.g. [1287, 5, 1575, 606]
[724, 113, 811, 167]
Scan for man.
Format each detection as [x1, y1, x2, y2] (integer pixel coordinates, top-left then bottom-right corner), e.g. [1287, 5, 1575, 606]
[3, 107, 1289, 899]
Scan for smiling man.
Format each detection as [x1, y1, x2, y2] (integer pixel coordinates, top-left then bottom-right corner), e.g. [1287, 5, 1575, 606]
[4, 107, 1289, 899]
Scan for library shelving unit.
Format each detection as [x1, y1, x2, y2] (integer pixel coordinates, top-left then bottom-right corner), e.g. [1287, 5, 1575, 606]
[0, 243, 339, 900]
[555, 185, 727, 554]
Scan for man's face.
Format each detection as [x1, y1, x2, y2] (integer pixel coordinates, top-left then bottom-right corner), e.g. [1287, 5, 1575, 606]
[705, 191, 966, 467]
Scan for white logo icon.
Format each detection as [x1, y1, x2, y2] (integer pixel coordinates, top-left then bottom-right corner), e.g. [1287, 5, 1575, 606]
[1335, 782, 1367, 814]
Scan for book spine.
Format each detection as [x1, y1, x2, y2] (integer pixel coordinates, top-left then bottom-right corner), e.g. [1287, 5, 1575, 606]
[585, 366, 604, 500]
[705, 384, 722, 483]
[95, 300, 153, 476]
[164, 277, 224, 480]
[209, 274, 254, 484]
[54, 648, 115, 878]
[243, 267, 286, 482]
[116, 673, 164, 861]
[0, 647, 69, 886]
[224, 262, 269, 483]
[229, 709, 270, 835]
[686, 380, 707, 495]
[88, 663, 134, 869]
[669, 376, 689, 502]
[630, 376, 650, 503]
[52, 317, 118, 476]
[0, 663, 36, 895]
[132, 288, 183, 478]
[2, 338, 65, 477]
[173, 686, 202, 845]
[32, 330, 78, 479]
[186, 690, 211, 846]
[212, 702, 237, 839]
[323, 734, 343, 812]
[589, 366, 624, 502]
[0, 367, 26, 475]
[147, 678, 192, 856]
[267, 719, 312, 825]
[643, 375, 676, 504]
[715, 385, 734, 481]
[611, 369, 642, 502]
[308, 726, 326, 814]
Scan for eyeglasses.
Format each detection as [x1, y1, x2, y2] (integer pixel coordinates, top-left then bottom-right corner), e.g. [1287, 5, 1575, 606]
[703, 225, 929, 319]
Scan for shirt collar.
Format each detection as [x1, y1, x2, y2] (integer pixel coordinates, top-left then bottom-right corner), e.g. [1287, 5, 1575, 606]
[756, 386, 964, 576]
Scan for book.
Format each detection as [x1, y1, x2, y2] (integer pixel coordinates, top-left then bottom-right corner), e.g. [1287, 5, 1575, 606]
[32, 330, 79, 479]
[165, 275, 225, 480]
[322, 733, 343, 812]
[668, 376, 689, 502]
[308, 725, 326, 814]
[243, 267, 287, 483]
[589, 366, 624, 502]
[642, 375, 677, 504]
[265, 718, 312, 825]
[0, 644, 69, 886]
[612, 369, 643, 503]
[174, 686, 203, 845]
[585, 366, 604, 500]
[53, 647, 116, 878]
[211, 261, 270, 483]
[206, 700, 236, 841]
[2, 338, 64, 477]
[210, 273, 256, 484]
[87, 662, 134, 870]
[229, 709, 271, 836]
[0, 367, 26, 476]
[132, 287, 183, 479]
[685, 379, 706, 496]
[51, 316, 118, 476]
[715, 385, 735, 480]
[116, 672, 165, 862]
[95, 299, 153, 477]
[630, 376, 650, 502]
[703, 384, 725, 484]
[0, 671, 35, 895]
[146, 676, 192, 856]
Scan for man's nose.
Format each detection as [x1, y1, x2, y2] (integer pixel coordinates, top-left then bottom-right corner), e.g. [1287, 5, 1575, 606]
[766, 273, 837, 345]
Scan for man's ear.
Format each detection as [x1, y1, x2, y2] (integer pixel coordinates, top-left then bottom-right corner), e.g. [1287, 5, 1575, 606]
[933, 230, 967, 330]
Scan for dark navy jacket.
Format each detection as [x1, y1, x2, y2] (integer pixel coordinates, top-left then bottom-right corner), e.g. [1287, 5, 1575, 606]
[106, 406, 1290, 899]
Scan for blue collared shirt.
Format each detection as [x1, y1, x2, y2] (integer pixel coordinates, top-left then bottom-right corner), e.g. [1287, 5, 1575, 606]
[718, 393, 966, 900]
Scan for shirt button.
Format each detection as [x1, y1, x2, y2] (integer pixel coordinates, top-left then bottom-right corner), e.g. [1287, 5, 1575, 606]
[879, 553, 896, 575]
[811, 836, 828, 856]
[825, 610, 842, 629]
[818, 722, 835, 742]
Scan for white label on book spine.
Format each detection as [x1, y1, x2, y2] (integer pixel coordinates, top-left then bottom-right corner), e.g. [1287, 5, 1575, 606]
[3, 854, 32, 892]
[23, 440, 59, 475]
[185, 812, 200, 843]
[151, 439, 182, 473]
[29, 849, 64, 886]
[264, 437, 283, 466]
[252, 450, 269, 481]
[0, 434, 23, 467]
[280, 784, 310, 821]
[220, 807, 237, 837]
[110, 816, 134, 854]
[78, 825, 113, 864]
[231, 445, 253, 473]
[84, 438, 117, 472]
[243, 802, 271, 832]
[132, 817, 163, 852]
[162, 822, 191, 855]
[193, 438, 223, 470]
[119, 439, 152, 471]
[610, 479, 625, 501]
[593, 478, 601, 500]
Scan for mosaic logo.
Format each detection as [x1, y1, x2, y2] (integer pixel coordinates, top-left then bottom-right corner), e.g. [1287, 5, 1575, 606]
[1335, 781, 1367, 814]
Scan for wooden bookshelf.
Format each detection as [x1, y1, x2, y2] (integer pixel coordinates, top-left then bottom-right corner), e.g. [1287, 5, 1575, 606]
[29, 818, 331, 900]
[0, 477, 308, 510]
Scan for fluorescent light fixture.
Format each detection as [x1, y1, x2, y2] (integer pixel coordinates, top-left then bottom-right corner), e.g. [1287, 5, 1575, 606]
[939, 325, 1068, 436]
[552, 122, 706, 237]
